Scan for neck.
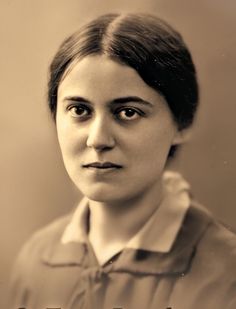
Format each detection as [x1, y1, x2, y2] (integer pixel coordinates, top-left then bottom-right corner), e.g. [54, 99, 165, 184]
[88, 180, 163, 265]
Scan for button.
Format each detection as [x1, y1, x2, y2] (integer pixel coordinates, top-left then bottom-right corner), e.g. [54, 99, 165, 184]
[82, 267, 107, 281]
[94, 268, 106, 281]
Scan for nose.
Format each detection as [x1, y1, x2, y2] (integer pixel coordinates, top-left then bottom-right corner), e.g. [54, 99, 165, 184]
[86, 115, 115, 151]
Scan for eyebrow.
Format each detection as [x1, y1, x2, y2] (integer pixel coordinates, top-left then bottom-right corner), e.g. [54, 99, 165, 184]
[113, 96, 153, 107]
[63, 96, 153, 107]
[63, 96, 89, 103]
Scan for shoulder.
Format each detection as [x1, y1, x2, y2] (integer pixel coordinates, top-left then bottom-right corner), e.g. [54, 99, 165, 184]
[8, 213, 73, 308]
[18, 213, 72, 262]
[10, 213, 72, 283]
[172, 202, 236, 309]
[175, 200, 236, 278]
[191, 201, 236, 266]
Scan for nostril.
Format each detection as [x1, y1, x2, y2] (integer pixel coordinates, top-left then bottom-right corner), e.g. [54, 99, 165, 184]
[86, 135, 115, 150]
[88, 143, 114, 152]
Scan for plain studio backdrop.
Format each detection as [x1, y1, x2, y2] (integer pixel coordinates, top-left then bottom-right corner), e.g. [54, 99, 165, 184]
[1, 0, 236, 306]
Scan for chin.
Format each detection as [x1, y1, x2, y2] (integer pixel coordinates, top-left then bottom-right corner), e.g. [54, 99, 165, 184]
[77, 182, 134, 204]
[83, 192, 122, 203]
[77, 183, 119, 202]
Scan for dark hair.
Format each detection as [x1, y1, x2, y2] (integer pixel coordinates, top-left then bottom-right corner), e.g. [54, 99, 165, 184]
[48, 12, 199, 131]
[48, 14, 198, 130]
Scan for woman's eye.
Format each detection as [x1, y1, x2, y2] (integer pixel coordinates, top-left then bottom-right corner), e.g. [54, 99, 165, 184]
[68, 105, 91, 118]
[116, 108, 142, 121]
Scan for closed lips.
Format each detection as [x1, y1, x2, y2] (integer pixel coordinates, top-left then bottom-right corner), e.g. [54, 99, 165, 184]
[83, 162, 122, 168]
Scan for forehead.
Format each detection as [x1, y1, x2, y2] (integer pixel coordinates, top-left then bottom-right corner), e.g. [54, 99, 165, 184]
[57, 55, 165, 104]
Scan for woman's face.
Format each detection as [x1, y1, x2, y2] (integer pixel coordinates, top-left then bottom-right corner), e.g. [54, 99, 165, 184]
[56, 55, 183, 203]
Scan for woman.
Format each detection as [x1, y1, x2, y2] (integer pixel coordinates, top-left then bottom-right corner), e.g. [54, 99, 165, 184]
[9, 13, 236, 309]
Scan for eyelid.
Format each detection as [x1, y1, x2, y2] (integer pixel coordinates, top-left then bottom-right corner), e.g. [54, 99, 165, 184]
[114, 106, 146, 122]
[67, 103, 92, 118]
[66, 101, 91, 109]
[114, 106, 145, 115]
[66, 102, 92, 113]
[65, 102, 147, 121]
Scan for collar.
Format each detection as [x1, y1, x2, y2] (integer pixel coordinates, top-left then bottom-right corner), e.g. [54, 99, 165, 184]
[61, 171, 191, 253]
[41, 171, 213, 275]
[42, 202, 212, 275]
[112, 203, 212, 275]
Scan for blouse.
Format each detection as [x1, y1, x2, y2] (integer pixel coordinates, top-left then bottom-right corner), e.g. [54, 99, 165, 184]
[8, 172, 236, 309]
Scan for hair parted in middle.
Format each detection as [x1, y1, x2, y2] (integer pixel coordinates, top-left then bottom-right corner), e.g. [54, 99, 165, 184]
[48, 13, 199, 132]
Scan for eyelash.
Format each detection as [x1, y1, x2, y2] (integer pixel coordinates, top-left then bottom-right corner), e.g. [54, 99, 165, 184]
[68, 104, 91, 119]
[67, 104, 145, 121]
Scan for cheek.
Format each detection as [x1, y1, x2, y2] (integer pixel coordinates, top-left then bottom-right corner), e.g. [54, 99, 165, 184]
[56, 126, 70, 155]
[132, 125, 175, 157]
[56, 121, 82, 161]
[56, 111, 86, 149]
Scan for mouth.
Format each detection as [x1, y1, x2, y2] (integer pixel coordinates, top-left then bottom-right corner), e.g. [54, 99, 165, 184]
[83, 162, 122, 169]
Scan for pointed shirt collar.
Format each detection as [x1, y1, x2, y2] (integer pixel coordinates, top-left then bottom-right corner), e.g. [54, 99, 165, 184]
[61, 171, 191, 253]
[42, 172, 212, 275]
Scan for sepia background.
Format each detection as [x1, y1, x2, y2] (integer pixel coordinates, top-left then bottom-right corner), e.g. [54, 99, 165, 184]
[1, 0, 236, 306]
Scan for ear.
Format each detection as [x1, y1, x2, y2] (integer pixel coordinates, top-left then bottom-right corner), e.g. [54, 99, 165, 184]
[172, 128, 192, 145]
